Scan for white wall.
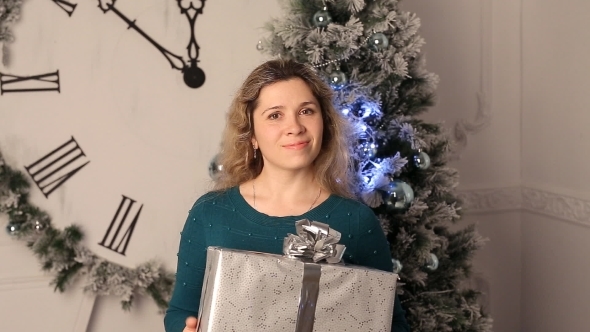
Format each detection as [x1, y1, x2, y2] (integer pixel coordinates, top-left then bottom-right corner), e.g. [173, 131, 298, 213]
[521, 212, 590, 331]
[409, 0, 590, 331]
[402, 1, 522, 330]
[521, 0, 590, 331]
[522, 0, 590, 194]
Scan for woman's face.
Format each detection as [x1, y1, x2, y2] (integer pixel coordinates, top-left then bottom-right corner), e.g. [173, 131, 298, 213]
[251, 78, 324, 173]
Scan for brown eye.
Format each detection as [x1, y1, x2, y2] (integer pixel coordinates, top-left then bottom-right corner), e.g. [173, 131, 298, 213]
[268, 113, 280, 120]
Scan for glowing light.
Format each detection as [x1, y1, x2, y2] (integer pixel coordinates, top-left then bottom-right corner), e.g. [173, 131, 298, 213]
[361, 105, 372, 118]
[358, 102, 381, 119]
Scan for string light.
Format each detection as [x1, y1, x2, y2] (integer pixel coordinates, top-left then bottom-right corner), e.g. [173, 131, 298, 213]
[311, 32, 376, 68]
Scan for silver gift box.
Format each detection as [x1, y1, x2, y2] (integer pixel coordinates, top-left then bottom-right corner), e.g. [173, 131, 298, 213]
[196, 246, 397, 332]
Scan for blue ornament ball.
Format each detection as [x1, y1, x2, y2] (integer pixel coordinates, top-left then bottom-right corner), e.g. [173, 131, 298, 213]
[359, 142, 378, 159]
[385, 180, 414, 210]
[5, 222, 20, 236]
[329, 70, 347, 89]
[425, 253, 439, 271]
[413, 151, 431, 170]
[312, 7, 332, 27]
[368, 32, 389, 51]
[392, 258, 403, 274]
[208, 154, 223, 179]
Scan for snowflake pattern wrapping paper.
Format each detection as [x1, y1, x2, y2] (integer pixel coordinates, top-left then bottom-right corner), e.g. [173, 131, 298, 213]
[197, 247, 397, 332]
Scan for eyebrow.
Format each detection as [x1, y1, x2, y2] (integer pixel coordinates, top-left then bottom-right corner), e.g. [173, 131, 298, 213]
[261, 101, 318, 115]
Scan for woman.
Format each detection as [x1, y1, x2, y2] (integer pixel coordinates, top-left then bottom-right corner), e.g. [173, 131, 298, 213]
[164, 59, 410, 332]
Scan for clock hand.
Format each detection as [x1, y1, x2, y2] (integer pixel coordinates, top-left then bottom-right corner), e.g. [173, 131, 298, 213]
[97, 0, 186, 72]
[176, 0, 207, 89]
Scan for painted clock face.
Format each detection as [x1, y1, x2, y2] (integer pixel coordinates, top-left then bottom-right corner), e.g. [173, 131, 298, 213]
[0, 0, 277, 270]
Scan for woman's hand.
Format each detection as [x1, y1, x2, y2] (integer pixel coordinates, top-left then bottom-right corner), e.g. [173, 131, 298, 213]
[183, 316, 198, 332]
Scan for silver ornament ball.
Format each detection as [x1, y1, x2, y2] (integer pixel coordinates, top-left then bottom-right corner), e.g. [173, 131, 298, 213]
[329, 70, 347, 89]
[312, 7, 332, 27]
[5, 222, 20, 236]
[368, 32, 389, 51]
[391, 258, 403, 274]
[385, 180, 414, 210]
[425, 253, 439, 271]
[208, 154, 224, 179]
[413, 151, 431, 170]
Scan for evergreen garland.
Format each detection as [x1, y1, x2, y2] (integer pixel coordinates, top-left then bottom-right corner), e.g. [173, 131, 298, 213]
[0, 0, 24, 66]
[0, 150, 175, 312]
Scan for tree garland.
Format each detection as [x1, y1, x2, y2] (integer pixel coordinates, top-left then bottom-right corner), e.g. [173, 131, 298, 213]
[0, 149, 175, 312]
[0, 0, 24, 66]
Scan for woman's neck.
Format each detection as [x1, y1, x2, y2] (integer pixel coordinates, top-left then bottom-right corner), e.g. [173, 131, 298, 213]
[255, 169, 316, 195]
[240, 169, 327, 217]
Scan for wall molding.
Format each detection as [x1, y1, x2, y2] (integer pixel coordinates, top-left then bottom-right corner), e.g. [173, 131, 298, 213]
[521, 187, 590, 227]
[0, 275, 54, 291]
[459, 185, 590, 227]
[457, 186, 522, 213]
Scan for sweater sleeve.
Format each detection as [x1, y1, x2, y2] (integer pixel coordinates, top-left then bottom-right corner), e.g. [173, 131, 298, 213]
[164, 201, 208, 332]
[355, 205, 411, 332]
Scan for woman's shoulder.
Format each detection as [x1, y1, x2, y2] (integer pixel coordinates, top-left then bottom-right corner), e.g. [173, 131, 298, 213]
[321, 195, 381, 235]
[327, 194, 376, 218]
[191, 187, 236, 210]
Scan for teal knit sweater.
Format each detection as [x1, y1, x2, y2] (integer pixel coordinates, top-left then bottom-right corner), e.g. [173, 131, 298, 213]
[164, 186, 410, 331]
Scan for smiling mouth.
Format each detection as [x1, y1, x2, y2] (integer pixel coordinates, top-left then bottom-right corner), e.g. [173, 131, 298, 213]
[283, 141, 309, 149]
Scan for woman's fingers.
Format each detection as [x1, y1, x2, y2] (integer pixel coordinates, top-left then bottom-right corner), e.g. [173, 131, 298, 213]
[183, 316, 198, 332]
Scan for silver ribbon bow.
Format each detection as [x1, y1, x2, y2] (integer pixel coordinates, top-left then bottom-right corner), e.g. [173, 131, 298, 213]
[283, 219, 346, 264]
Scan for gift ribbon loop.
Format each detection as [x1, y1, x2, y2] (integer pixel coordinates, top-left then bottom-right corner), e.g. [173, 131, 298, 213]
[283, 219, 346, 263]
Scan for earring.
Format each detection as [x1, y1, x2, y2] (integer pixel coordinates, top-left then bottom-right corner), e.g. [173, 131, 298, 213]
[253, 147, 257, 159]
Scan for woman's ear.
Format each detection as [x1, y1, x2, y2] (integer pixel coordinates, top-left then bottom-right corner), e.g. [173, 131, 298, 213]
[251, 137, 258, 149]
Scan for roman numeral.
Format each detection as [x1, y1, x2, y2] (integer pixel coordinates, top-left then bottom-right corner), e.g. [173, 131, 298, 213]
[24, 136, 89, 198]
[51, 0, 77, 16]
[0, 70, 60, 94]
[99, 195, 143, 256]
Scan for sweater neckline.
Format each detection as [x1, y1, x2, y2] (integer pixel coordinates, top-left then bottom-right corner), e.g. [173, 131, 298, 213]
[228, 186, 340, 225]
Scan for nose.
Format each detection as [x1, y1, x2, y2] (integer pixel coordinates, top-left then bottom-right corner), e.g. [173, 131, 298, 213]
[286, 113, 305, 135]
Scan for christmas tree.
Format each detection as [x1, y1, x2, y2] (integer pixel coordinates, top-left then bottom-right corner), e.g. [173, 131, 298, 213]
[258, 1, 493, 331]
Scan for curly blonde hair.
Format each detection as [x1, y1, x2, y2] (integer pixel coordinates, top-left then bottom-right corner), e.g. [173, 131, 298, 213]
[214, 59, 355, 198]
